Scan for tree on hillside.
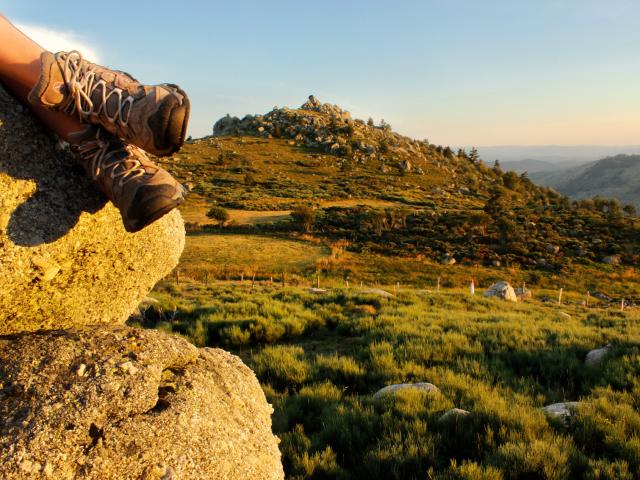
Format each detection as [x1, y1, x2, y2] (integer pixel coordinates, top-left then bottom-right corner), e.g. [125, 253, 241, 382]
[468, 147, 480, 164]
[367, 117, 375, 127]
[207, 206, 230, 227]
[623, 204, 637, 216]
[291, 206, 316, 232]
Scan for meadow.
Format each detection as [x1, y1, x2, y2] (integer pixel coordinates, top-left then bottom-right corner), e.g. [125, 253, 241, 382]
[150, 105, 640, 479]
[138, 278, 640, 479]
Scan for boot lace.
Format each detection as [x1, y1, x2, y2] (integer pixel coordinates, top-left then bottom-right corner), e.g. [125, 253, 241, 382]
[57, 50, 135, 127]
[74, 129, 147, 188]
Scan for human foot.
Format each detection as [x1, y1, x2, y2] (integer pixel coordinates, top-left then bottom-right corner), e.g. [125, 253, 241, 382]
[70, 126, 186, 232]
[29, 50, 190, 157]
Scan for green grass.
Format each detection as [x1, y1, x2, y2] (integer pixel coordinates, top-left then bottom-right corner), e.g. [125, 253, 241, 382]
[137, 281, 640, 479]
[179, 233, 330, 277]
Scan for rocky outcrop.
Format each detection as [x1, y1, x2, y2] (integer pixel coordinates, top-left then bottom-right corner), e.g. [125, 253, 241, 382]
[0, 326, 284, 480]
[0, 84, 185, 335]
[212, 95, 432, 169]
[484, 281, 518, 302]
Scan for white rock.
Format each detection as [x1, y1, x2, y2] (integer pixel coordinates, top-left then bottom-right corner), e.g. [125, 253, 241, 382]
[361, 288, 394, 298]
[484, 281, 518, 302]
[542, 401, 579, 424]
[373, 382, 439, 400]
[438, 408, 470, 422]
[585, 344, 611, 366]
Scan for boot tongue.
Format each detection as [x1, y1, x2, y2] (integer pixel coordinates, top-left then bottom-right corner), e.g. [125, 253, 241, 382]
[90, 90, 122, 120]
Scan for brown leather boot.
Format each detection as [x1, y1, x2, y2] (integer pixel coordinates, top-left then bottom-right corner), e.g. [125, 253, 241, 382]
[70, 126, 186, 232]
[29, 50, 190, 157]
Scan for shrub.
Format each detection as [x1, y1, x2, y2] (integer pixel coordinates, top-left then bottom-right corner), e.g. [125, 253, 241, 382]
[314, 354, 365, 388]
[251, 345, 309, 388]
[291, 206, 316, 232]
[206, 206, 230, 226]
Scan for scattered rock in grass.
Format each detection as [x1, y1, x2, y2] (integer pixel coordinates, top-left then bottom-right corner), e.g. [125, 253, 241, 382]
[361, 288, 394, 298]
[602, 255, 621, 265]
[558, 311, 571, 319]
[585, 344, 612, 366]
[438, 408, 470, 422]
[484, 281, 517, 302]
[440, 253, 457, 265]
[373, 382, 439, 400]
[546, 244, 561, 255]
[308, 287, 328, 294]
[514, 287, 532, 301]
[542, 402, 580, 425]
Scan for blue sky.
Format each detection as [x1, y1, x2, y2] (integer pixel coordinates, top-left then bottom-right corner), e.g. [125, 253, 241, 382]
[3, 0, 640, 146]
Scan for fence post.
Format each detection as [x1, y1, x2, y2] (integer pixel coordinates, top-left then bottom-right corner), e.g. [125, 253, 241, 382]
[558, 288, 563, 305]
[251, 272, 256, 291]
[437, 276, 441, 292]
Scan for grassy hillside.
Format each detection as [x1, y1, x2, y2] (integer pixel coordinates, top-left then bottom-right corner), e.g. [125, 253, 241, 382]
[157, 96, 640, 284]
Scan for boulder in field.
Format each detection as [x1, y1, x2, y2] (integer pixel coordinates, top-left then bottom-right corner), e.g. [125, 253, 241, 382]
[484, 281, 518, 302]
[361, 288, 394, 298]
[602, 255, 621, 265]
[0, 84, 185, 335]
[438, 408, 470, 422]
[373, 382, 439, 400]
[542, 401, 580, 426]
[585, 344, 612, 366]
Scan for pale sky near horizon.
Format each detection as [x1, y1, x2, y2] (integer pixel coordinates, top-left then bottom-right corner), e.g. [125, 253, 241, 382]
[2, 0, 640, 146]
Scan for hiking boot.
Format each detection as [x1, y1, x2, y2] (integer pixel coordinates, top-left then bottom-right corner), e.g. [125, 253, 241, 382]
[69, 126, 186, 232]
[28, 50, 190, 157]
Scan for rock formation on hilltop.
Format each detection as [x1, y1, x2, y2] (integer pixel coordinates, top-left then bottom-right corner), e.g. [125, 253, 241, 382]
[213, 94, 432, 170]
[0, 327, 284, 480]
[0, 83, 184, 335]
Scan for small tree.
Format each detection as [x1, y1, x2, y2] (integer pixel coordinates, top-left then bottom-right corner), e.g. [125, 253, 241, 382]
[207, 206, 230, 227]
[291, 206, 316, 232]
[468, 147, 480, 164]
[623, 204, 637, 216]
[367, 117, 375, 127]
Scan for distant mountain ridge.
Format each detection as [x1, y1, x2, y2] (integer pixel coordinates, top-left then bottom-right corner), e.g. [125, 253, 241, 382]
[499, 158, 589, 174]
[530, 154, 640, 208]
[476, 145, 640, 165]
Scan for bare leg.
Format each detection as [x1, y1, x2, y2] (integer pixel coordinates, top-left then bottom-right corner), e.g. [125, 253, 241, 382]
[0, 14, 86, 142]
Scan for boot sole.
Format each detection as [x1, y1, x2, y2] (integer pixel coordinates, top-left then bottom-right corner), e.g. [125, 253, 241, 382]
[124, 192, 185, 233]
[151, 84, 190, 157]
